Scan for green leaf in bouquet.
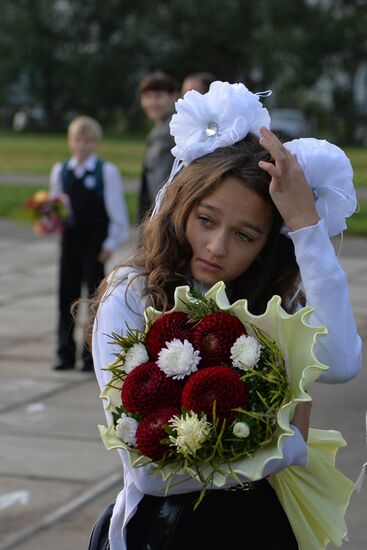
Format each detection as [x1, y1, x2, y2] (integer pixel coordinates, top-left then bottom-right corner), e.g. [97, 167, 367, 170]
[111, 405, 142, 427]
[104, 325, 148, 387]
[182, 287, 221, 322]
[108, 325, 146, 349]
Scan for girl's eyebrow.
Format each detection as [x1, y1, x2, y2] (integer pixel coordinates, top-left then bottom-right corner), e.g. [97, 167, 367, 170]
[199, 203, 264, 235]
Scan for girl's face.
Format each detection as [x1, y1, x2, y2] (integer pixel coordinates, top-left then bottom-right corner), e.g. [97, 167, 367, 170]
[185, 176, 273, 286]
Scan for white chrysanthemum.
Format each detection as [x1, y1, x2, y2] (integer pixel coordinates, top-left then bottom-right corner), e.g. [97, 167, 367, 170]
[170, 81, 271, 166]
[230, 335, 262, 370]
[116, 414, 138, 447]
[157, 339, 201, 380]
[124, 343, 149, 373]
[233, 421, 250, 439]
[169, 412, 211, 456]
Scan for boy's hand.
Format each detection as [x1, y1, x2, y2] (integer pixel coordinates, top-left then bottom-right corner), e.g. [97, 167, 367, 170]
[258, 127, 320, 232]
[98, 249, 112, 264]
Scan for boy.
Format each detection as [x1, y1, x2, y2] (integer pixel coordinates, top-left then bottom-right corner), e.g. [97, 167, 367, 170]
[50, 115, 129, 372]
[181, 72, 216, 95]
[137, 72, 179, 222]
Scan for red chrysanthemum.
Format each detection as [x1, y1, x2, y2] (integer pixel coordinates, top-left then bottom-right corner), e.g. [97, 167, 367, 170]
[191, 313, 247, 364]
[145, 312, 192, 360]
[121, 362, 183, 415]
[136, 406, 179, 460]
[182, 365, 248, 423]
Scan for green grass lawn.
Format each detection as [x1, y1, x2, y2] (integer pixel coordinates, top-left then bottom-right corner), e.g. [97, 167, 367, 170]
[344, 148, 367, 188]
[0, 131, 366, 234]
[347, 198, 367, 235]
[0, 131, 145, 178]
[0, 131, 365, 186]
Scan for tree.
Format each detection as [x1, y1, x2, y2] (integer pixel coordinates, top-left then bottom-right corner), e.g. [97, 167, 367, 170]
[316, 0, 367, 142]
[0, 0, 151, 129]
[0, 0, 366, 141]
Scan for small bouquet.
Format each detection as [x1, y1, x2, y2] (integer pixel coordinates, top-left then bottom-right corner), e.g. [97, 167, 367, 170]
[25, 190, 71, 235]
[100, 283, 326, 496]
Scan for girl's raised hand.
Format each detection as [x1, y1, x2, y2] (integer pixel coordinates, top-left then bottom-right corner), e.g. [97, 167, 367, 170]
[258, 127, 320, 232]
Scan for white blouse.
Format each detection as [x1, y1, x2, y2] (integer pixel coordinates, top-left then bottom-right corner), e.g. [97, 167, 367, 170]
[92, 219, 362, 550]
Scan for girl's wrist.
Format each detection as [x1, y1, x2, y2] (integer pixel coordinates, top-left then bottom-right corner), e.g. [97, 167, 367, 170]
[286, 213, 320, 233]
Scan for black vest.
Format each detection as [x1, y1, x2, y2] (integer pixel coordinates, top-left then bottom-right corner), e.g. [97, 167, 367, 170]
[61, 159, 109, 251]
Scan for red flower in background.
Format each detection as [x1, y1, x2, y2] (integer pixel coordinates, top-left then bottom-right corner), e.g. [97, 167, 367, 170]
[146, 312, 192, 360]
[136, 406, 180, 460]
[121, 362, 183, 415]
[191, 313, 246, 364]
[182, 365, 249, 423]
[24, 190, 71, 235]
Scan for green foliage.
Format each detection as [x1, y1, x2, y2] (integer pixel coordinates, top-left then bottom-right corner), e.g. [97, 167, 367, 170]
[112, 405, 142, 426]
[1, 1, 367, 140]
[183, 288, 221, 323]
[345, 148, 367, 188]
[0, 132, 144, 176]
[0, 184, 46, 220]
[110, 326, 146, 354]
[105, 326, 148, 388]
[347, 199, 367, 235]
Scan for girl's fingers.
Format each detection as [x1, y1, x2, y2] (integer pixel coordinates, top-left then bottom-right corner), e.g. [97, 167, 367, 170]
[258, 160, 281, 178]
[259, 127, 289, 161]
[260, 137, 288, 161]
[260, 126, 283, 146]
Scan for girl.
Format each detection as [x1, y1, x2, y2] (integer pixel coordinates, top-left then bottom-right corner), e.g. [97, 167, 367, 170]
[91, 82, 361, 549]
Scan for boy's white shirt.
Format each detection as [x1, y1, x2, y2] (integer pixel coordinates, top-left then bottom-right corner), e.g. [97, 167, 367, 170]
[49, 154, 130, 252]
[92, 219, 362, 550]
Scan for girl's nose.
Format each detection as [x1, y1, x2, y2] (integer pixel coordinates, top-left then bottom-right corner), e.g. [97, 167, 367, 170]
[207, 231, 228, 257]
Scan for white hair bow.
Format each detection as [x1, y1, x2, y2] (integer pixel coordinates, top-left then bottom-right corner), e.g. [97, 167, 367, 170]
[152, 81, 357, 237]
[152, 81, 270, 216]
[283, 138, 357, 238]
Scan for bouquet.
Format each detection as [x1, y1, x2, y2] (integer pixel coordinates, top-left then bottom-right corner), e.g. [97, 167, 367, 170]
[25, 190, 71, 235]
[100, 283, 325, 491]
[100, 282, 355, 548]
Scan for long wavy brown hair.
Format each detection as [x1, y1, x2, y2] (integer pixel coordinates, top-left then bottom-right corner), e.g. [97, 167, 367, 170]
[86, 134, 303, 344]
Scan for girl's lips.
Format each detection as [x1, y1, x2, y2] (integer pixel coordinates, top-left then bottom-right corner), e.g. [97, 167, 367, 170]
[198, 259, 223, 272]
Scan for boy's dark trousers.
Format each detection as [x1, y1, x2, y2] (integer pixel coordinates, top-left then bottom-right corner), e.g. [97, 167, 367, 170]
[56, 163, 108, 370]
[57, 230, 105, 369]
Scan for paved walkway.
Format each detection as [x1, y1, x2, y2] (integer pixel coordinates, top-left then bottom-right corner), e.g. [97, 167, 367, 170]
[0, 219, 366, 549]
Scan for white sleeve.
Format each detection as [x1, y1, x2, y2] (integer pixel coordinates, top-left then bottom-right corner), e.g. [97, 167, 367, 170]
[49, 162, 63, 196]
[92, 282, 145, 390]
[102, 163, 130, 252]
[290, 219, 362, 383]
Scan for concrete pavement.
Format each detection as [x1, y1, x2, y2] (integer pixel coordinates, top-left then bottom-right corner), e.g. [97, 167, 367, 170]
[0, 219, 366, 549]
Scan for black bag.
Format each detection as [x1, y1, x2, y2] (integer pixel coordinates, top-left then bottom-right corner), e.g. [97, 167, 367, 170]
[88, 503, 114, 550]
